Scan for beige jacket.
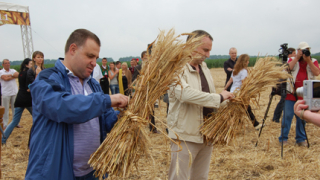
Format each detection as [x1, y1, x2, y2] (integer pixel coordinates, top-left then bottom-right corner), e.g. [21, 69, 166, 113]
[167, 62, 221, 144]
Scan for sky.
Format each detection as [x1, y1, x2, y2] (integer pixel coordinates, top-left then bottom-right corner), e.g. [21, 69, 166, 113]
[1, 0, 320, 61]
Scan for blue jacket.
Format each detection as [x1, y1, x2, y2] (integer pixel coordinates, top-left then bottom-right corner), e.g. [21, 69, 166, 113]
[25, 59, 119, 180]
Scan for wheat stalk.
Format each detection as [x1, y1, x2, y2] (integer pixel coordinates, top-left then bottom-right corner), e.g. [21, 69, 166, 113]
[200, 57, 291, 145]
[88, 28, 203, 179]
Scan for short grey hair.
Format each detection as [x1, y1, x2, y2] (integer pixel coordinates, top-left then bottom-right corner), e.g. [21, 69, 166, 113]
[187, 30, 213, 42]
[229, 47, 237, 53]
[2, 59, 9, 64]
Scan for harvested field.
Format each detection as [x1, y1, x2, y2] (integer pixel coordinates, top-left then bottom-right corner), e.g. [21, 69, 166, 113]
[2, 68, 320, 179]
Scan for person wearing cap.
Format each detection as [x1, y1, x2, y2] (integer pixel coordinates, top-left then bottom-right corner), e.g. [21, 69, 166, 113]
[272, 48, 296, 123]
[279, 42, 320, 147]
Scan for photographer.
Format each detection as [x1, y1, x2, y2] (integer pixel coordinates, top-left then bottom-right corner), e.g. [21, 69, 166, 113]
[279, 42, 320, 146]
[294, 100, 320, 127]
[272, 48, 296, 123]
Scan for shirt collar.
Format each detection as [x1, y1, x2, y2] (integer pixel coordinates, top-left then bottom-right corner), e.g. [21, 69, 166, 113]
[3, 68, 10, 72]
[187, 63, 202, 72]
[60, 60, 91, 84]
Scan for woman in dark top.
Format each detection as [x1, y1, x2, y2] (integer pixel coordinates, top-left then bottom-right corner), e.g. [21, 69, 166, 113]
[2, 58, 33, 144]
[27, 51, 45, 86]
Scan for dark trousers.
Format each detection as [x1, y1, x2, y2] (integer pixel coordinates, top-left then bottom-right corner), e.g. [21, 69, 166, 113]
[272, 94, 286, 122]
[248, 105, 259, 127]
[149, 110, 156, 131]
[225, 81, 232, 92]
[100, 77, 109, 94]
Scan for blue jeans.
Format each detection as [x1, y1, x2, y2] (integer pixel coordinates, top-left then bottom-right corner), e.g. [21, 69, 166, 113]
[75, 171, 105, 180]
[2, 107, 32, 144]
[110, 84, 119, 94]
[279, 100, 306, 143]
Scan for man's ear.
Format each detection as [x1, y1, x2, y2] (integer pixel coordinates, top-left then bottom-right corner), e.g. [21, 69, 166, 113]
[69, 43, 78, 55]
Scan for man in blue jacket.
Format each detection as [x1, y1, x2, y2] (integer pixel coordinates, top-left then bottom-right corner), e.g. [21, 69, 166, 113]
[25, 29, 128, 180]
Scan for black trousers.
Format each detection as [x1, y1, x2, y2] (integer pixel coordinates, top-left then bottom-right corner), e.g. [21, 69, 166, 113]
[248, 105, 259, 127]
[100, 77, 110, 94]
[272, 94, 286, 122]
[149, 110, 156, 131]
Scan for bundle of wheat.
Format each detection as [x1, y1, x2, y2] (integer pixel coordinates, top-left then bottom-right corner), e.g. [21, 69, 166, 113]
[200, 57, 291, 145]
[88, 28, 203, 179]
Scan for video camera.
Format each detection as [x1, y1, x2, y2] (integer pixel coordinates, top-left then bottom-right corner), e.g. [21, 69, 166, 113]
[279, 43, 292, 59]
[296, 80, 320, 111]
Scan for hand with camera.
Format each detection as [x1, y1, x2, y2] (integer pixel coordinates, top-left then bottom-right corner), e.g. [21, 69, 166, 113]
[301, 49, 312, 63]
[294, 100, 320, 127]
[296, 49, 302, 60]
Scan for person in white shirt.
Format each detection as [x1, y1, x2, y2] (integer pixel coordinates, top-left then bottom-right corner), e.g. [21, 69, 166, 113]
[92, 63, 103, 82]
[224, 54, 262, 129]
[0, 59, 19, 128]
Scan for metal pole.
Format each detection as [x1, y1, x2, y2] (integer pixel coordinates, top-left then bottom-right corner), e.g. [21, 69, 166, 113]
[255, 93, 274, 147]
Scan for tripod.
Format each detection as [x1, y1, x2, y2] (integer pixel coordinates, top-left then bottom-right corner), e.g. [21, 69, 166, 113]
[255, 92, 274, 147]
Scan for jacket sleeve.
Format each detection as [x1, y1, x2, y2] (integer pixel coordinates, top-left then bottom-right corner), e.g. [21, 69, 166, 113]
[30, 77, 112, 124]
[102, 109, 120, 134]
[127, 70, 132, 86]
[169, 74, 221, 109]
[27, 68, 35, 87]
[223, 61, 229, 74]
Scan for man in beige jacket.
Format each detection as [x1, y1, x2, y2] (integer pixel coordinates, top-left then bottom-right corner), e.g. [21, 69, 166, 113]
[167, 30, 234, 180]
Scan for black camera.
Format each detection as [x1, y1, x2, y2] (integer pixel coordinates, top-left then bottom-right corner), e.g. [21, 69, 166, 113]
[279, 43, 291, 61]
[279, 43, 289, 56]
[302, 49, 311, 57]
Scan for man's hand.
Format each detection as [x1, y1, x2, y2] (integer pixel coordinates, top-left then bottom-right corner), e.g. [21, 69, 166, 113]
[110, 94, 129, 108]
[1, 74, 14, 81]
[220, 90, 234, 101]
[115, 69, 119, 74]
[303, 54, 312, 63]
[227, 68, 233, 71]
[296, 50, 302, 60]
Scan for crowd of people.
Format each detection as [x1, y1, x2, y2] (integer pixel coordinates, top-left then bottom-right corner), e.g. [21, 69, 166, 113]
[92, 57, 137, 96]
[1, 28, 319, 180]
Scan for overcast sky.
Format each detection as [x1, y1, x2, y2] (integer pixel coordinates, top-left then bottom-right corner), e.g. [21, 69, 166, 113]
[1, 0, 320, 61]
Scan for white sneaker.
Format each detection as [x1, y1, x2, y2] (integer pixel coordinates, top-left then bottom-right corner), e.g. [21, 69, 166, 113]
[255, 124, 263, 130]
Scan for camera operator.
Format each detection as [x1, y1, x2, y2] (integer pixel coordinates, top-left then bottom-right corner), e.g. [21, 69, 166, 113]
[294, 100, 320, 127]
[278, 42, 320, 147]
[272, 48, 296, 123]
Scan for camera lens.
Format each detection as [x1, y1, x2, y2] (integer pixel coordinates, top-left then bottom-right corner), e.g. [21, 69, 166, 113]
[302, 49, 311, 57]
[296, 87, 304, 97]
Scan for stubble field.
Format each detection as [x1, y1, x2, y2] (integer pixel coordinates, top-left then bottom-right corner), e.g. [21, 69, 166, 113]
[2, 68, 320, 180]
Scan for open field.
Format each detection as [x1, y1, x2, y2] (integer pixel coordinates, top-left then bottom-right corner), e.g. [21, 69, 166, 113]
[8, 55, 320, 71]
[2, 68, 320, 179]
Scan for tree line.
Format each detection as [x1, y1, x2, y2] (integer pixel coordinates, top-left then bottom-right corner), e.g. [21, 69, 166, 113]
[8, 53, 320, 66]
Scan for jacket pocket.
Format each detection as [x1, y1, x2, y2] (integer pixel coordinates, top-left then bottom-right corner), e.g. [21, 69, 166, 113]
[176, 105, 186, 129]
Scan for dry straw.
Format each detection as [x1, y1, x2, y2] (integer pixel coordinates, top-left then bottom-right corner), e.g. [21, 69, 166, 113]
[200, 57, 291, 145]
[88, 28, 203, 179]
